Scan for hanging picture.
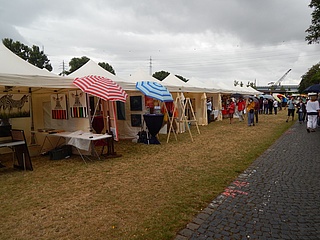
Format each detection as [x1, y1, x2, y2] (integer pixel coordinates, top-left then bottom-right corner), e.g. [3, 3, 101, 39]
[51, 93, 67, 119]
[0, 94, 30, 119]
[69, 90, 88, 118]
[116, 101, 126, 120]
[130, 96, 142, 111]
[131, 114, 142, 127]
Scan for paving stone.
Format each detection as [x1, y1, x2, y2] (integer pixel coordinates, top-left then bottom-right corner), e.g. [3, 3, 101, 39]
[175, 122, 320, 239]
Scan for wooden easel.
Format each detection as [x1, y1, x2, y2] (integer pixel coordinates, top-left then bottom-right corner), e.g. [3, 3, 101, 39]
[166, 96, 200, 143]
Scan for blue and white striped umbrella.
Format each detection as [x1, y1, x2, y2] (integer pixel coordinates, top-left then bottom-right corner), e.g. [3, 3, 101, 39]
[136, 81, 173, 102]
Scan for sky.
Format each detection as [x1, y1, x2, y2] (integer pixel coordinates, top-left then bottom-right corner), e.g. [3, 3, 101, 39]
[1, 0, 320, 86]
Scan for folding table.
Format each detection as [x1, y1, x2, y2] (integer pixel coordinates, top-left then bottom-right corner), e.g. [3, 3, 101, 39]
[50, 131, 112, 163]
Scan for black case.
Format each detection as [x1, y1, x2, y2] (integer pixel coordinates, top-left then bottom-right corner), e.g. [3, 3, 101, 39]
[49, 145, 72, 160]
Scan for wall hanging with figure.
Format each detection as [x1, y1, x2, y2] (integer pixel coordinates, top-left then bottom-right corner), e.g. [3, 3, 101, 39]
[69, 90, 88, 118]
[0, 94, 30, 119]
[51, 93, 67, 119]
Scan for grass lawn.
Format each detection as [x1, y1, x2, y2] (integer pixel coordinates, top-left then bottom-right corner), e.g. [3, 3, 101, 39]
[0, 110, 294, 240]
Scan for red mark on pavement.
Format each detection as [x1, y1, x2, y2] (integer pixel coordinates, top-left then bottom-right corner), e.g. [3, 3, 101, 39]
[222, 181, 249, 198]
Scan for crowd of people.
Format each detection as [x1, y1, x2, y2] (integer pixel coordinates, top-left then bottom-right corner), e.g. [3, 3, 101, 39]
[207, 93, 320, 132]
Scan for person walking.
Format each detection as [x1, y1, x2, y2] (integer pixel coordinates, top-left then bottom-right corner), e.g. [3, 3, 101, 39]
[306, 93, 320, 132]
[268, 99, 273, 114]
[297, 98, 306, 124]
[286, 96, 295, 122]
[226, 98, 235, 124]
[259, 97, 264, 114]
[206, 98, 212, 124]
[254, 98, 260, 124]
[246, 98, 255, 126]
[263, 98, 269, 114]
[282, 96, 287, 110]
[273, 99, 278, 115]
[237, 97, 245, 122]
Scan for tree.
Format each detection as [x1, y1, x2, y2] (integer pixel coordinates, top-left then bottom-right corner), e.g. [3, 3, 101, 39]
[246, 81, 256, 88]
[305, 0, 320, 44]
[2, 38, 53, 71]
[98, 62, 116, 75]
[28, 45, 53, 71]
[298, 62, 320, 92]
[66, 56, 90, 75]
[153, 71, 170, 81]
[175, 75, 188, 82]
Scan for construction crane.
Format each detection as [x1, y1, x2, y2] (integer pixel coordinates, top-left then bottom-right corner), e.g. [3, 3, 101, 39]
[268, 69, 292, 92]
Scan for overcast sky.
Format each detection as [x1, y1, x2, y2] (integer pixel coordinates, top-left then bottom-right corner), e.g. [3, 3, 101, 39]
[1, 0, 319, 86]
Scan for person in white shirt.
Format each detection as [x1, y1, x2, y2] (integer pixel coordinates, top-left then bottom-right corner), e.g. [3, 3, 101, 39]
[306, 93, 320, 133]
[273, 100, 278, 115]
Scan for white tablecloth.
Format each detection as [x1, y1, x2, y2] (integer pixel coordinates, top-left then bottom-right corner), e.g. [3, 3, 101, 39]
[53, 131, 112, 151]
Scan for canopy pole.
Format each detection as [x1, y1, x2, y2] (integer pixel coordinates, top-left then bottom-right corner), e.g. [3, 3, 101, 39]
[85, 93, 94, 132]
[91, 98, 100, 124]
[29, 87, 36, 145]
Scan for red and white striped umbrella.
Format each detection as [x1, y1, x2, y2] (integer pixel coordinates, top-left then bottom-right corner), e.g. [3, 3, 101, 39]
[73, 75, 128, 102]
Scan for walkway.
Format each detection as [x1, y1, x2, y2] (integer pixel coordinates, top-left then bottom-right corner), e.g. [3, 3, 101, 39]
[176, 121, 320, 240]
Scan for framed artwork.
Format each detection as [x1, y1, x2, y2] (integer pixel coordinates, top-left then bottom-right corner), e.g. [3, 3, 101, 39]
[116, 101, 126, 120]
[0, 94, 30, 119]
[131, 114, 142, 127]
[130, 96, 142, 111]
[69, 90, 88, 118]
[51, 93, 67, 119]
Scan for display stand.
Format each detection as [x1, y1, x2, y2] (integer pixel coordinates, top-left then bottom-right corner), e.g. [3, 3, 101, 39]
[11, 129, 33, 171]
[167, 96, 200, 143]
[143, 114, 164, 144]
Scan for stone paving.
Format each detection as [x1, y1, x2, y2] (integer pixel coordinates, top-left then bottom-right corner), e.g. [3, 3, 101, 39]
[176, 121, 320, 240]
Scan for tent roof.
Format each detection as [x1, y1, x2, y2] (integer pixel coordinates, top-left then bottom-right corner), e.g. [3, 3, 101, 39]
[187, 78, 221, 93]
[68, 59, 136, 91]
[0, 42, 75, 92]
[68, 59, 124, 80]
[161, 73, 205, 92]
[0, 42, 57, 77]
[127, 68, 159, 83]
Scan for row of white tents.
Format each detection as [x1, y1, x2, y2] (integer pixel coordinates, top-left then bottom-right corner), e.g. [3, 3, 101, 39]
[0, 42, 261, 145]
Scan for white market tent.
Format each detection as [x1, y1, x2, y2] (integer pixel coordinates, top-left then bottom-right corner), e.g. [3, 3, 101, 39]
[0, 42, 74, 92]
[0, 43, 94, 154]
[69, 61, 160, 139]
[68, 59, 138, 139]
[161, 73, 210, 125]
[68, 59, 136, 91]
[123, 68, 171, 138]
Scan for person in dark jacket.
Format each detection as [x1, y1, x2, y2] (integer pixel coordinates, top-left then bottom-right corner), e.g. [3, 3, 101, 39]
[254, 98, 260, 124]
[296, 98, 306, 123]
[268, 99, 273, 114]
[259, 97, 264, 114]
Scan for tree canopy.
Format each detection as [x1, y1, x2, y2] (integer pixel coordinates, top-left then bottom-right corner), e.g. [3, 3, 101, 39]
[2, 38, 53, 71]
[64, 57, 116, 76]
[298, 62, 320, 92]
[153, 71, 170, 81]
[175, 74, 188, 82]
[306, 0, 320, 44]
[98, 62, 116, 75]
[66, 56, 90, 75]
[153, 71, 188, 82]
